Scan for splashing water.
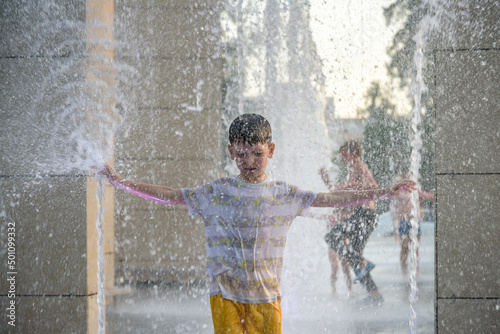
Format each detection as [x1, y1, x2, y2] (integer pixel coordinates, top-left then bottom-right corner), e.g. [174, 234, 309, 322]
[1, 3, 130, 332]
[220, 0, 331, 321]
[96, 178, 105, 334]
[236, 0, 246, 115]
[409, 1, 443, 332]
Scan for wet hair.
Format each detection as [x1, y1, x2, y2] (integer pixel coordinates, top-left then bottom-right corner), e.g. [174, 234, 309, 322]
[228, 113, 272, 145]
[339, 140, 362, 157]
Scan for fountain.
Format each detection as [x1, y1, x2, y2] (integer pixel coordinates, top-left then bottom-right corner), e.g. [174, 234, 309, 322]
[1, 0, 499, 333]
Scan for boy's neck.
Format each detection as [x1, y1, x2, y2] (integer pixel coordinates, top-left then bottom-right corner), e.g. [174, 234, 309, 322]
[237, 173, 267, 184]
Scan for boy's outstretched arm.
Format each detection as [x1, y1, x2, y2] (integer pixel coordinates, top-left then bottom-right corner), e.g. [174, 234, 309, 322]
[311, 179, 416, 208]
[98, 164, 186, 206]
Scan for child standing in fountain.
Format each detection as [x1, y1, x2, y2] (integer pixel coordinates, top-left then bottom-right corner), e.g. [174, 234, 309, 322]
[390, 168, 435, 278]
[99, 114, 415, 334]
[324, 141, 384, 304]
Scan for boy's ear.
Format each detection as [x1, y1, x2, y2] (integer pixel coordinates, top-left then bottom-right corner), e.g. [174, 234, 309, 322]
[227, 144, 235, 160]
[268, 143, 275, 158]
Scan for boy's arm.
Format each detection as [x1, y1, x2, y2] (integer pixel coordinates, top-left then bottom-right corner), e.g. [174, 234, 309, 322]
[391, 201, 401, 243]
[99, 164, 186, 205]
[319, 167, 335, 192]
[311, 179, 415, 208]
[418, 190, 435, 201]
[336, 180, 377, 191]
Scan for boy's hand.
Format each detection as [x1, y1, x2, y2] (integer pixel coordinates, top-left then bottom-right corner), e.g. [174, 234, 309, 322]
[95, 163, 123, 183]
[389, 179, 416, 195]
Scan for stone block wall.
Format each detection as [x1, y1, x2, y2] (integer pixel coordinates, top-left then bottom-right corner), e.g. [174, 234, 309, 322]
[112, 0, 222, 284]
[432, 1, 500, 332]
[0, 2, 101, 333]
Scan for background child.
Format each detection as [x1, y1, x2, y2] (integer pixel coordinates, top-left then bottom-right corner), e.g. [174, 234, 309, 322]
[319, 167, 353, 295]
[323, 140, 384, 304]
[391, 168, 434, 278]
[99, 114, 415, 333]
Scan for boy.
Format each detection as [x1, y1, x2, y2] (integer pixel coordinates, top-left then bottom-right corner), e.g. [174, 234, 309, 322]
[99, 114, 415, 333]
[323, 140, 383, 303]
[391, 168, 434, 278]
[319, 167, 353, 295]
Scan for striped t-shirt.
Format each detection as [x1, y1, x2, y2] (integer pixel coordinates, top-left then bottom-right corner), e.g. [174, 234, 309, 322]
[181, 177, 317, 304]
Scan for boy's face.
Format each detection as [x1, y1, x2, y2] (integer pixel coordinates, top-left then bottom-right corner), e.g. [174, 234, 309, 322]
[228, 141, 275, 183]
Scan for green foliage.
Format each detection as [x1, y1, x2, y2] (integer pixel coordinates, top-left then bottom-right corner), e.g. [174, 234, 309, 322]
[383, 0, 435, 192]
[384, 0, 429, 87]
[358, 82, 411, 213]
[356, 0, 436, 207]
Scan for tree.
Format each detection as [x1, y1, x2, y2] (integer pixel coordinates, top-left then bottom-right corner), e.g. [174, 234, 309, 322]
[358, 82, 411, 213]
[383, 0, 435, 193]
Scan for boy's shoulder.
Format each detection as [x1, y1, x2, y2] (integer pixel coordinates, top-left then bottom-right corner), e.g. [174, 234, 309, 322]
[212, 177, 238, 185]
[211, 177, 289, 188]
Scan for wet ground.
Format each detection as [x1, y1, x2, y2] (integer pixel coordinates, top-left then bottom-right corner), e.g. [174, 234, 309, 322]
[107, 215, 435, 333]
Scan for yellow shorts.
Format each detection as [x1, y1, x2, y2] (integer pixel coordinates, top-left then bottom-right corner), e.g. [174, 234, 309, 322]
[210, 294, 282, 334]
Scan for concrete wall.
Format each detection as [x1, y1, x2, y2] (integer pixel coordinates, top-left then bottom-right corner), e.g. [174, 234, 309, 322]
[432, 1, 500, 332]
[0, 2, 98, 333]
[112, 0, 222, 284]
